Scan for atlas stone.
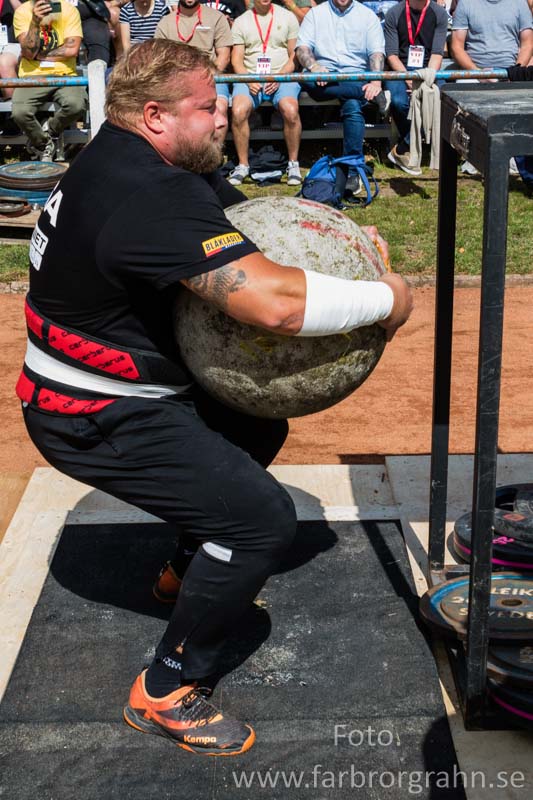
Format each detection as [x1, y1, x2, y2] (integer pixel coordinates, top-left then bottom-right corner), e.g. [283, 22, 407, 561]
[175, 197, 388, 419]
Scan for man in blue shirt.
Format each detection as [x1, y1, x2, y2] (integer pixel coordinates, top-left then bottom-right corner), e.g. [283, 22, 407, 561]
[296, 0, 386, 182]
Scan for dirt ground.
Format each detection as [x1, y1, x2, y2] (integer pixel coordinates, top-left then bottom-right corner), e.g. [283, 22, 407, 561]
[2, 287, 533, 474]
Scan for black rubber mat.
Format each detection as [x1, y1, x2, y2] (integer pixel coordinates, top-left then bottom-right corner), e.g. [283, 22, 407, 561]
[0, 520, 465, 799]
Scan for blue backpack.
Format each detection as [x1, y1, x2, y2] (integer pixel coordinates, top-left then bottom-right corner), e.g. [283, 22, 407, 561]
[298, 154, 379, 208]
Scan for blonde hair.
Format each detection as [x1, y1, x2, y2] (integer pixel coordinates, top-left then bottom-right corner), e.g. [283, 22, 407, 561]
[105, 40, 214, 128]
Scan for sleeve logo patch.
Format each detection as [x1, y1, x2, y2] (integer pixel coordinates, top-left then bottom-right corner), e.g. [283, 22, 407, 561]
[202, 231, 244, 257]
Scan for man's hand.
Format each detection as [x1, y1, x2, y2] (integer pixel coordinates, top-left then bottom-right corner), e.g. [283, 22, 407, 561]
[32, 0, 52, 23]
[377, 273, 414, 340]
[249, 82, 262, 95]
[264, 81, 277, 95]
[310, 61, 330, 87]
[363, 80, 382, 101]
[360, 225, 390, 270]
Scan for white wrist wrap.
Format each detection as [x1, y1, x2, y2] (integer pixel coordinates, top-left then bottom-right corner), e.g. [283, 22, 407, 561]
[296, 269, 394, 337]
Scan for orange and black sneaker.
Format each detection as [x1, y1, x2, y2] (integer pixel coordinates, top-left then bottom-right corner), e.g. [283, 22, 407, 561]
[152, 561, 182, 604]
[124, 671, 256, 756]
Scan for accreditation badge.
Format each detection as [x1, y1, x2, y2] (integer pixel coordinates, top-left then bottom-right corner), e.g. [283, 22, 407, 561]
[256, 56, 272, 75]
[407, 45, 425, 68]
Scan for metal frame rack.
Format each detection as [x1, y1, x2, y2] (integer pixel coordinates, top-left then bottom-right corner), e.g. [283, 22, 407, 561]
[428, 83, 533, 730]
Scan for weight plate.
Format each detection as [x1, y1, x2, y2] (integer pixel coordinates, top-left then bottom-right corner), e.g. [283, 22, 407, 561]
[488, 679, 533, 731]
[493, 508, 533, 545]
[0, 161, 67, 190]
[0, 197, 31, 217]
[0, 187, 52, 205]
[514, 486, 533, 517]
[452, 512, 533, 571]
[488, 644, 533, 688]
[419, 572, 533, 641]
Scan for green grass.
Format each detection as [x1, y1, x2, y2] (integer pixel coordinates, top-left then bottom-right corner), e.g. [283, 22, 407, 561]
[0, 244, 31, 283]
[1, 161, 531, 282]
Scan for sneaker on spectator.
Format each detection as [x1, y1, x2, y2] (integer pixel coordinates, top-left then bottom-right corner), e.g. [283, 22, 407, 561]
[387, 145, 422, 176]
[41, 120, 61, 161]
[460, 160, 479, 176]
[286, 161, 302, 186]
[375, 90, 391, 117]
[41, 136, 57, 162]
[26, 141, 45, 161]
[228, 164, 250, 185]
[509, 157, 519, 176]
[346, 173, 362, 196]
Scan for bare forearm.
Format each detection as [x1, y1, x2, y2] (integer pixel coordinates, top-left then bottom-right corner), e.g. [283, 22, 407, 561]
[181, 255, 306, 335]
[387, 54, 406, 72]
[428, 53, 443, 70]
[214, 48, 230, 72]
[280, 57, 296, 75]
[450, 37, 477, 70]
[517, 41, 533, 66]
[295, 45, 317, 70]
[39, 39, 80, 60]
[282, 0, 306, 23]
[368, 52, 384, 73]
[19, 20, 42, 60]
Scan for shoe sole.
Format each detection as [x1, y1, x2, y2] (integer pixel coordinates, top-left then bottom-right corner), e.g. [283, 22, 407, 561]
[123, 705, 256, 756]
[287, 179, 302, 186]
[387, 151, 422, 177]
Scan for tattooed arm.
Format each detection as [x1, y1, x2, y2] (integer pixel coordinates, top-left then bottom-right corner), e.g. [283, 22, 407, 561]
[17, 0, 51, 60]
[295, 44, 330, 86]
[363, 51, 385, 101]
[38, 36, 82, 60]
[181, 253, 307, 335]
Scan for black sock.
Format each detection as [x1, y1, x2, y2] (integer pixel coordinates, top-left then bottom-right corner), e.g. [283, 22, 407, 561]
[145, 650, 183, 697]
[396, 140, 409, 156]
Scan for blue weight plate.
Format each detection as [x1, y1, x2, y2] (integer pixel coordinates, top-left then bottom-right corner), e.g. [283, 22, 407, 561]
[488, 644, 533, 689]
[488, 678, 533, 731]
[0, 187, 51, 205]
[452, 512, 533, 571]
[0, 161, 66, 182]
[419, 572, 533, 641]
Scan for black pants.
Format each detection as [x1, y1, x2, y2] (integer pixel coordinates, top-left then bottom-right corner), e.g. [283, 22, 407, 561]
[23, 387, 297, 679]
[78, 2, 112, 66]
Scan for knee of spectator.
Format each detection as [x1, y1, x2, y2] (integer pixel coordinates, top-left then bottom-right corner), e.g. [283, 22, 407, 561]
[231, 97, 253, 123]
[278, 99, 300, 124]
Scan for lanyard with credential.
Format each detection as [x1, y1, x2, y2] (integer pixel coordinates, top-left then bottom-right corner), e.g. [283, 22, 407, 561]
[175, 4, 202, 43]
[405, 0, 430, 46]
[253, 6, 274, 54]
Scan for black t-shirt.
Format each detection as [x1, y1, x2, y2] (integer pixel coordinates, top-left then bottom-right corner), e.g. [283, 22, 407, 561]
[384, 1, 449, 68]
[29, 121, 256, 366]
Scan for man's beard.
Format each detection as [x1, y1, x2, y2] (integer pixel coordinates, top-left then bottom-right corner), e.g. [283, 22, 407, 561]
[174, 138, 224, 173]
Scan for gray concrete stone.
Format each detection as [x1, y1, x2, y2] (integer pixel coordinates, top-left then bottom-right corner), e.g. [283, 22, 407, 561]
[175, 197, 387, 418]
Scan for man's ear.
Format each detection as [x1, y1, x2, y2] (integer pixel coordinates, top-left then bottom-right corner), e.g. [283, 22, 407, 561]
[143, 101, 165, 133]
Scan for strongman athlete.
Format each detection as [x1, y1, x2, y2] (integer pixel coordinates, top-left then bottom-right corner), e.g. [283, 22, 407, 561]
[17, 40, 413, 756]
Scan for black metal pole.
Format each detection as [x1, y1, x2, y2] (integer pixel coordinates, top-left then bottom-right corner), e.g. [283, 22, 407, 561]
[464, 138, 509, 728]
[428, 138, 458, 574]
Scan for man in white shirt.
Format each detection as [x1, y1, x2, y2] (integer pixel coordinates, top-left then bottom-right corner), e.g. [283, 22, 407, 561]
[296, 0, 385, 186]
[229, 0, 302, 186]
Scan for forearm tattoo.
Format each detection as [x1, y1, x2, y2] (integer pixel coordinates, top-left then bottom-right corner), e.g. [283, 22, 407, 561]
[295, 45, 317, 70]
[47, 36, 77, 58]
[184, 261, 248, 312]
[369, 52, 385, 72]
[22, 20, 41, 58]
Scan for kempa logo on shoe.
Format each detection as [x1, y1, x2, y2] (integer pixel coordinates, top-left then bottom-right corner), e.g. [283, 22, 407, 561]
[184, 735, 218, 743]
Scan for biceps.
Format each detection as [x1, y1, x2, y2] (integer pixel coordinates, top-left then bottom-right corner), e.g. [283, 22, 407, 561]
[181, 260, 249, 313]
